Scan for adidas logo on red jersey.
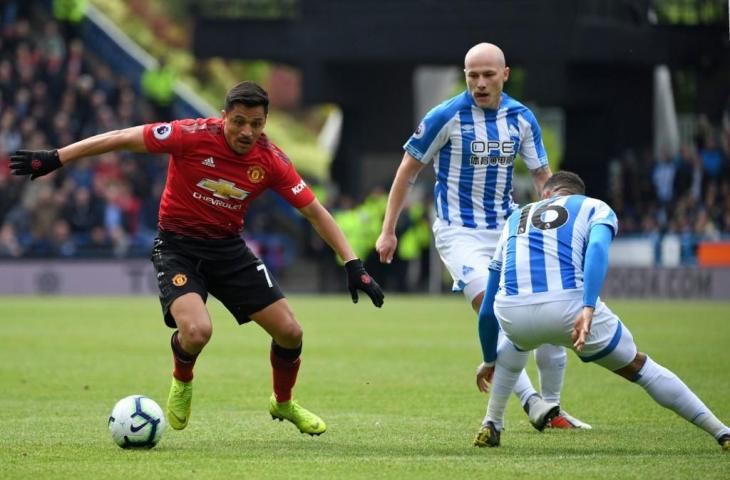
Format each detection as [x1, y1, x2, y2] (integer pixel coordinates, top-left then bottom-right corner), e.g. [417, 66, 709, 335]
[201, 157, 216, 168]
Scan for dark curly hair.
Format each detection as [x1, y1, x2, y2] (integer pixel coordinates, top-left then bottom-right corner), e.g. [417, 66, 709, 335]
[224, 81, 269, 114]
[542, 171, 585, 195]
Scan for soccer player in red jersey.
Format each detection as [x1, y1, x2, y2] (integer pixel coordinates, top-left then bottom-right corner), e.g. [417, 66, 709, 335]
[10, 81, 384, 436]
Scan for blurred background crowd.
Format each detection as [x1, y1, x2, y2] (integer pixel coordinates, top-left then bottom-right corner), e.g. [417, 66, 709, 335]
[0, 0, 729, 291]
[0, 2, 167, 259]
[608, 110, 730, 261]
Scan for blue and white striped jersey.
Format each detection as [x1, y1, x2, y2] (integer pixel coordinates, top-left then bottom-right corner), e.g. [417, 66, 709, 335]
[490, 194, 618, 306]
[404, 90, 548, 230]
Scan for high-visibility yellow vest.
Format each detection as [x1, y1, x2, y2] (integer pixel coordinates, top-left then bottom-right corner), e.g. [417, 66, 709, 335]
[54, 0, 86, 23]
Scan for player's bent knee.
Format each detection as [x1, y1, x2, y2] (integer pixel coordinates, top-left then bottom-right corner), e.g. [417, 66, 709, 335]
[264, 306, 303, 347]
[535, 344, 566, 369]
[470, 291, 486, 313]
[496, 342, 530, 372]
[184, 322, 213, 348]
[275, 320, 303, 347]
[170, 295, 213, 348]
[170, 293, 207, 322]
[613, 352, 647, 380]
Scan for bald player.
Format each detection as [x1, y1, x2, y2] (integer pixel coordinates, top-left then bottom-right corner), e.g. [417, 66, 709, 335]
[376, 43, 589, 430]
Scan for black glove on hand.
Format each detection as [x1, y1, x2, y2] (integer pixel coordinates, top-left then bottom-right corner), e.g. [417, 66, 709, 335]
[10, 149, 62, 180]
[345, 258, 384, 308]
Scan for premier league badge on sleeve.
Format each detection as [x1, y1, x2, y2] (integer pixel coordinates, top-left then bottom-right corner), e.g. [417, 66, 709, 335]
[153, 123, 173, 140]
[413, 121, 425, 139]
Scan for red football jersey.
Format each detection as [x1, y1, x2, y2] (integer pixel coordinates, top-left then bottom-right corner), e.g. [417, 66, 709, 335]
[143, 118, 315, 238]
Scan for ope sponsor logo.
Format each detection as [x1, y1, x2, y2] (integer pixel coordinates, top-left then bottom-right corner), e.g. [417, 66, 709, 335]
[469, 140, 516, 167]
[471, 140, 515, 155]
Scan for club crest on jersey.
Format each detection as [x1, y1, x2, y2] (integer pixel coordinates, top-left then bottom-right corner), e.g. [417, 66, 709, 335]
[172, 273, 187, 287]
[153, 123, 173, 140]
[247, 165, 265, 183]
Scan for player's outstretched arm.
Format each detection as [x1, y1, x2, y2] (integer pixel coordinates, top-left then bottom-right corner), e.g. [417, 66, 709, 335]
[530, 165, 552, 197]
[573, 223, 613, 351]
[376, 152, 426, 264]
[298, 198, 384, 307]
[475, 267, 500, 393]
[10, 126, 148, 180]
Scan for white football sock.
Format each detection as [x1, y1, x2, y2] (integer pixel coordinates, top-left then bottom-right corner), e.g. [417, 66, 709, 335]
[495, 331, 538, 406]
[535, 344, 566, 404]
[484, 340, 530, 431]
[634, 356, 730, 439]
[513, 368, 539, 407]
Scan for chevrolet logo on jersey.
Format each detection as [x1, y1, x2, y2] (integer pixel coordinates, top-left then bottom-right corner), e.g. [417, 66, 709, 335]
[196, 178, 249, 200]
[193, 178, 248, 210]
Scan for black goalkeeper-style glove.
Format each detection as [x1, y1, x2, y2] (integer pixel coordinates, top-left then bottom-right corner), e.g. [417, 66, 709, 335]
[345, 258, 384, 308]
[10, 149, 63, 180]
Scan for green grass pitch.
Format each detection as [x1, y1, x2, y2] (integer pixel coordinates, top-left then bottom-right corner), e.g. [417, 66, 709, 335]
[1, 295, 729, 479]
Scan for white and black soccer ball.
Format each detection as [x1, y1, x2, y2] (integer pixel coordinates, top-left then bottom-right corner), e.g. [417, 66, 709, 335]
[108, 395, 166, 449]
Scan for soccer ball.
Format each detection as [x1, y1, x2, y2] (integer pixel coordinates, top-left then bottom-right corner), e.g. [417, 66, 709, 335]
[108, 395, 167, 449]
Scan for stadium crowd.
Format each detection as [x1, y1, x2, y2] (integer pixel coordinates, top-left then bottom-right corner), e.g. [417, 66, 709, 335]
[0, 5, 167, 259]
[607, 111, 730, 262]
[1, 3, 729, 271]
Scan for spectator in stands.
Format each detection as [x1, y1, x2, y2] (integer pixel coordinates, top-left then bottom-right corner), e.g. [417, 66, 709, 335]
[25, 181, 63, 255]
[1, 2, 728, 277]
[0, 60, 16, 105]
[0, 222, 23, 257]
[62, 185, 104, 236]
[64, 38, 84, 84]
[694, 208, 720, 242]
[39, 20, 66, 98]
[652, 150, 676, 226]
[720, 190, 730, 231]
[50, 110, 76, 148]
[51, 218, 76, 256]
[0, 161, 23, 223]
[699, 134, 724, 181]
[77, 225, 112, 257]
[141, 58, 176, 120]
[673, 143, 703, 202]
[1, 1, 20, 36]
[53, 0, 86, 41]
[0, 108, 21, 154]
[0, 7, 171, 259]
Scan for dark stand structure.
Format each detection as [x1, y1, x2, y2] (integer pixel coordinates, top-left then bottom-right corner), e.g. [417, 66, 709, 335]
[192, 0, 729, 198]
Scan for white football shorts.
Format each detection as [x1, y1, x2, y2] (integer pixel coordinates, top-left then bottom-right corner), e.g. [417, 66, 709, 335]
[432, 218, 502, 301]
[494, 297, 637, 371]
